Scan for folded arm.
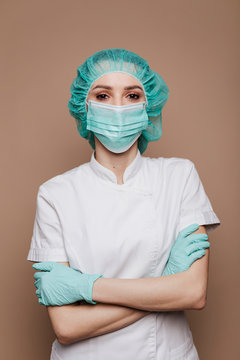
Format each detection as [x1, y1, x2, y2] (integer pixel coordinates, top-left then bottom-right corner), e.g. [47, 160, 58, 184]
[47, 296, 151, 345]
[93, 251, 209, 312]
[92, 225, 209, 311]
[42, 225, 209, 345]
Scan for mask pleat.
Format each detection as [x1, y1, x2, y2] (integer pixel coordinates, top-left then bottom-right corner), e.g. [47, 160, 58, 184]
[86, 100, 149, 153]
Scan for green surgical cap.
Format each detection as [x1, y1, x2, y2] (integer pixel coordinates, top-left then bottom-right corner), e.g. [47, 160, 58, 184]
[68, 48, 169, 153]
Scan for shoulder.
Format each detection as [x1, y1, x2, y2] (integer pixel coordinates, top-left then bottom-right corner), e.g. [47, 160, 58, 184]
[143, 155, 194, 177]
[37, 161, 91, 200]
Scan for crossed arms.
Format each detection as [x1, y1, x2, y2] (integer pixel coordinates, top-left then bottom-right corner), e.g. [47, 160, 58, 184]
[42, 225, 209, 345]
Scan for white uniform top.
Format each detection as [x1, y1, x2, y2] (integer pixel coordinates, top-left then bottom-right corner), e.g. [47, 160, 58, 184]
[27, 149, 220, 360]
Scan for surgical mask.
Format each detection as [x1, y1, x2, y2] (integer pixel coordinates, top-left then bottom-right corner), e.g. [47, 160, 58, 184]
[86, 100, 149, 153]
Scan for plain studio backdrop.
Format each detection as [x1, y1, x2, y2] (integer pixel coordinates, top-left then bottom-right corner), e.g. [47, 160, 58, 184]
[0, 0, 239, 359]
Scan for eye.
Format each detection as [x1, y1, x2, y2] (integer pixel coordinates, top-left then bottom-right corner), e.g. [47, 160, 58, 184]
[95, 92, 141, 102]
[128, 93, 140, 100]
[96, 93, 109, 101]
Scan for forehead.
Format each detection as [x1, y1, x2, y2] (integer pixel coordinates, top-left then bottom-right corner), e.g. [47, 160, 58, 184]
[89, 72, 144, 91]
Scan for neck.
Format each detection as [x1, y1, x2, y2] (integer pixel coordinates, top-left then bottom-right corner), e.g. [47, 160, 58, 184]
[94, 137, 139, 185]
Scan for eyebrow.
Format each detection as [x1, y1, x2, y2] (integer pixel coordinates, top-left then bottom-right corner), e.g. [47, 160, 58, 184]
[91, 85, 144, 91]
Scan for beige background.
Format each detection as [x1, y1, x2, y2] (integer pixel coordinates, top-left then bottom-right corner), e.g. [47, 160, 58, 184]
[1, 0, 239, 358]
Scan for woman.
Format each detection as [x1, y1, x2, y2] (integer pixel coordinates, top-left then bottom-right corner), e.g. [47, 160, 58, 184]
[27, 48, 221, 359]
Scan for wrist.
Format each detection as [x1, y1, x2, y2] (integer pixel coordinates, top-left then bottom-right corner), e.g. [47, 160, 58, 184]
[92, 276, 107, 303]
[86, 274, 104, 304]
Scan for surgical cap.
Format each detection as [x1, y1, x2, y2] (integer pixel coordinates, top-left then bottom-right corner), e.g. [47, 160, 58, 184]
[68, 48, 169, 154]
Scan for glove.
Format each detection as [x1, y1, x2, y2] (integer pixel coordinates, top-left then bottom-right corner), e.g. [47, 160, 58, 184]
[163, 223, 210, 276]
[33, 262, 103, 306]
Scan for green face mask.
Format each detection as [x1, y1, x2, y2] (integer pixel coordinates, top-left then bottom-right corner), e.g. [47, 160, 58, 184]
[86, 100, 149, 153]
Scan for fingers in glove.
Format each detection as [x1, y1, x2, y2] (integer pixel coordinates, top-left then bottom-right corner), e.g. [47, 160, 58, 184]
[189, 249, 206, 263]
[33, 271, 45, 281]
[34, 279, 40, 288]
[186, 241, 210, 256]
[184, 233, 208, 245]
[38, 297, 45, 305]
[178, 224, 199, 239]
[35, 288, 41, 297]
[32, 261, 57, 272]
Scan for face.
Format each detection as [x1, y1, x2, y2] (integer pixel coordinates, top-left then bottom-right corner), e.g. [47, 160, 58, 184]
[86, 72, 146, 109]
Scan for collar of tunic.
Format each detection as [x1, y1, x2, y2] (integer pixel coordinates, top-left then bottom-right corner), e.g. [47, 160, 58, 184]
[89, 149, 143, 184]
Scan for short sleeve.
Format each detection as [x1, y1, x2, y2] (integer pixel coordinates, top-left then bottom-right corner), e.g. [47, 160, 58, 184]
[176, 160, 221, 234]
[27, 185, 69, 262]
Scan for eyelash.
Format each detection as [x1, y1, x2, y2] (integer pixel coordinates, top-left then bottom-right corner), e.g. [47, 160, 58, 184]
[96, 93, 140, 101]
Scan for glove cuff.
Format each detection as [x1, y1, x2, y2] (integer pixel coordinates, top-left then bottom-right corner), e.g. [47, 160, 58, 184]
[86, 274, 104, 305]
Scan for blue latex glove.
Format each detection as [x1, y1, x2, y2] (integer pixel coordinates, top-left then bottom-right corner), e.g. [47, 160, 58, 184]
[33, 262, 103, 306]
[163, 223, 210, 276]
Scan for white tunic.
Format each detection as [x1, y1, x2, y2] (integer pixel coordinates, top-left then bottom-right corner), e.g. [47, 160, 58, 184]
[27, 149, 220, 360]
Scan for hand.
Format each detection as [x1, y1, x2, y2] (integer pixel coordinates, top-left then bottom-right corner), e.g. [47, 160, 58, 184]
[33, 262, 103, 306]
[163, 223, 210, 276]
